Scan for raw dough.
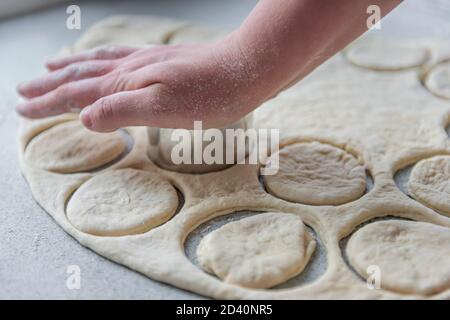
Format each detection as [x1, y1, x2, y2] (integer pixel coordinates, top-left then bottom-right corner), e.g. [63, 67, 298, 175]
[408, 155, 450, 215]
[18, 16, 450, 300]
[24, 121, 125, 173]
[196, 213, 316, 289]
[169, 25, 227, 44]
[67, 168, 178, 236]
[70, 15, 187, 52]
[345, 37, 429, 71]
[346, 220, 450, 295]
[264, 142, 366, 205]
[425, 61, 450, 99]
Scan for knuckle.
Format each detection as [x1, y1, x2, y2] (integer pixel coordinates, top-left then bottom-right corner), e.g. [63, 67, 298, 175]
[110, 70, 133, 92]
[94, 46, 114, 58]
[94, 45, 125, 59]
[94, 98, 115, 123]
[55, 85, 70, 102]
[64, 64, 81, 77]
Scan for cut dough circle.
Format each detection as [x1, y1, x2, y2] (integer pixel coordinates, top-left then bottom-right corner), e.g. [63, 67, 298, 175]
[346, 38, 429, 71]
[346, 220, 450, 295]
[71, 15, 186, 51]
[66, 168, 179, 236]
[408, 155, 450, 215]
[24, 121, 126, 173]
[264, 142, 366, 205]
[169, 25, 227, 45]
[425, 61, 450, 99]
[196, 212, 316, 289]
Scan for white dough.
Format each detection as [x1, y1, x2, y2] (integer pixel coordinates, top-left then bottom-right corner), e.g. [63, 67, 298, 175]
[345, 37, 429, 71]
[18, 16, 450, 300]
[24, 121, 125, 173]
[70, 15, 187, 52]
[67, 168, 178, 236]
[408, 155, 450, 215]
[264, 142, 366, 205]
[425, 61, 450, 99]
[197, 213, 316, 289]
[169, 25, 228, 44]
[346, 220, 450, 295]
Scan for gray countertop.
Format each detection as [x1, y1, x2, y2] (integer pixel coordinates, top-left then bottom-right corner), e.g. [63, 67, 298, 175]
[0, 0, 449, 299]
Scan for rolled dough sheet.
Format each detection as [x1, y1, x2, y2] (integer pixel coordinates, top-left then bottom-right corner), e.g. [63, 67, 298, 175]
[18, 15, 450, 299]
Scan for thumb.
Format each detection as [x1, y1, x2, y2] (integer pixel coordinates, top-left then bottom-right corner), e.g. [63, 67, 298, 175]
[80, 86, 166, 132]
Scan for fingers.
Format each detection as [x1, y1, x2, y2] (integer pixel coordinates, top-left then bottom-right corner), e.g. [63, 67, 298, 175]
[16, 78, 104, 118]
[17, 60, 115, 99]
[80, 85, 169, 132]
[45, 45, 138, 71]
[16, 62, 162, 119]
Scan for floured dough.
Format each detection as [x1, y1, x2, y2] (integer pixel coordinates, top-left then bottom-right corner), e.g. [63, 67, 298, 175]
[196, 213, 316, 289]
[169, 25, 227, 44]
[346, 220, 450, 295]
[408, 155, 450, 215]
[425, 61, 450, 99]
[24, 121, 125, 173]
[345, 37, 429, 71]
[18, 16, 450, 300]
[264, 142, 366, 205]
[67, 168, 178, 236]
[70, 15, 187, 52]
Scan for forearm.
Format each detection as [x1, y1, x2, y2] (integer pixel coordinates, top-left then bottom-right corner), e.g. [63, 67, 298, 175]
[233, 0, 402, 101]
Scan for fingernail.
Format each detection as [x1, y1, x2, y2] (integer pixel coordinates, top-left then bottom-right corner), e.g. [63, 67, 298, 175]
[17, 82, 27, 94]
[44, 55, 57, 64]
[80, 106, 93, 129]
[16, 102, 27, 115]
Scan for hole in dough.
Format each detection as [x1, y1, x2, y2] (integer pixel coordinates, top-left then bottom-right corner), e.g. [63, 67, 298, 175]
[394, 164, 415, 195]
[424, 61, 450, 99]
[345, 38, 429, 71]
[263, 142, 367, 205]
[66, 168, 179, 236]
[345, 219, 450, 295]
[189, 212, 316, 289]
[24, 121, 128, 173]
[185, 211, 327, 290]
[408, 155, 450, 216]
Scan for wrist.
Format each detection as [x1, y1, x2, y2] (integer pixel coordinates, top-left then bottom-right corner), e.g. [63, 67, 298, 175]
[219, 29, 282, 110]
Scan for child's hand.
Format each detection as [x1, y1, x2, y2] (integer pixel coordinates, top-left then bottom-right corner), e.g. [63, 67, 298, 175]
[16, 38, 263, 132]
[17, 0, 402, 132]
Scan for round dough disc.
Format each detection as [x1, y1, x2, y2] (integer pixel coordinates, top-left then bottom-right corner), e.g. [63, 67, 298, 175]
[196, 212, 316, 289]
[169, 25, 226, 45]
[346, 38, 429, 71]
[264, 142, 366, 205]
[408, 155, 450, 215]
[346, 220, 450, 295]
[25, 121, 126, 173]
[67, 169, 178, 236]
[71, 15, 185, 51]
[425, 62, 450, 99]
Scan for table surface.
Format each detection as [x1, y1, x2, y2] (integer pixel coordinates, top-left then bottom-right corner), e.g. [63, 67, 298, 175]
[0, 0, 449, 299]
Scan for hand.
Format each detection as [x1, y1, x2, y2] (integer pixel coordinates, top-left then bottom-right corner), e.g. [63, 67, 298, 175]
[16, 37, 262, 132]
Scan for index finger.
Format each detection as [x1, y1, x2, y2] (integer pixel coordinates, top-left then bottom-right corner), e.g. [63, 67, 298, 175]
[46, 45, 138, 71]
